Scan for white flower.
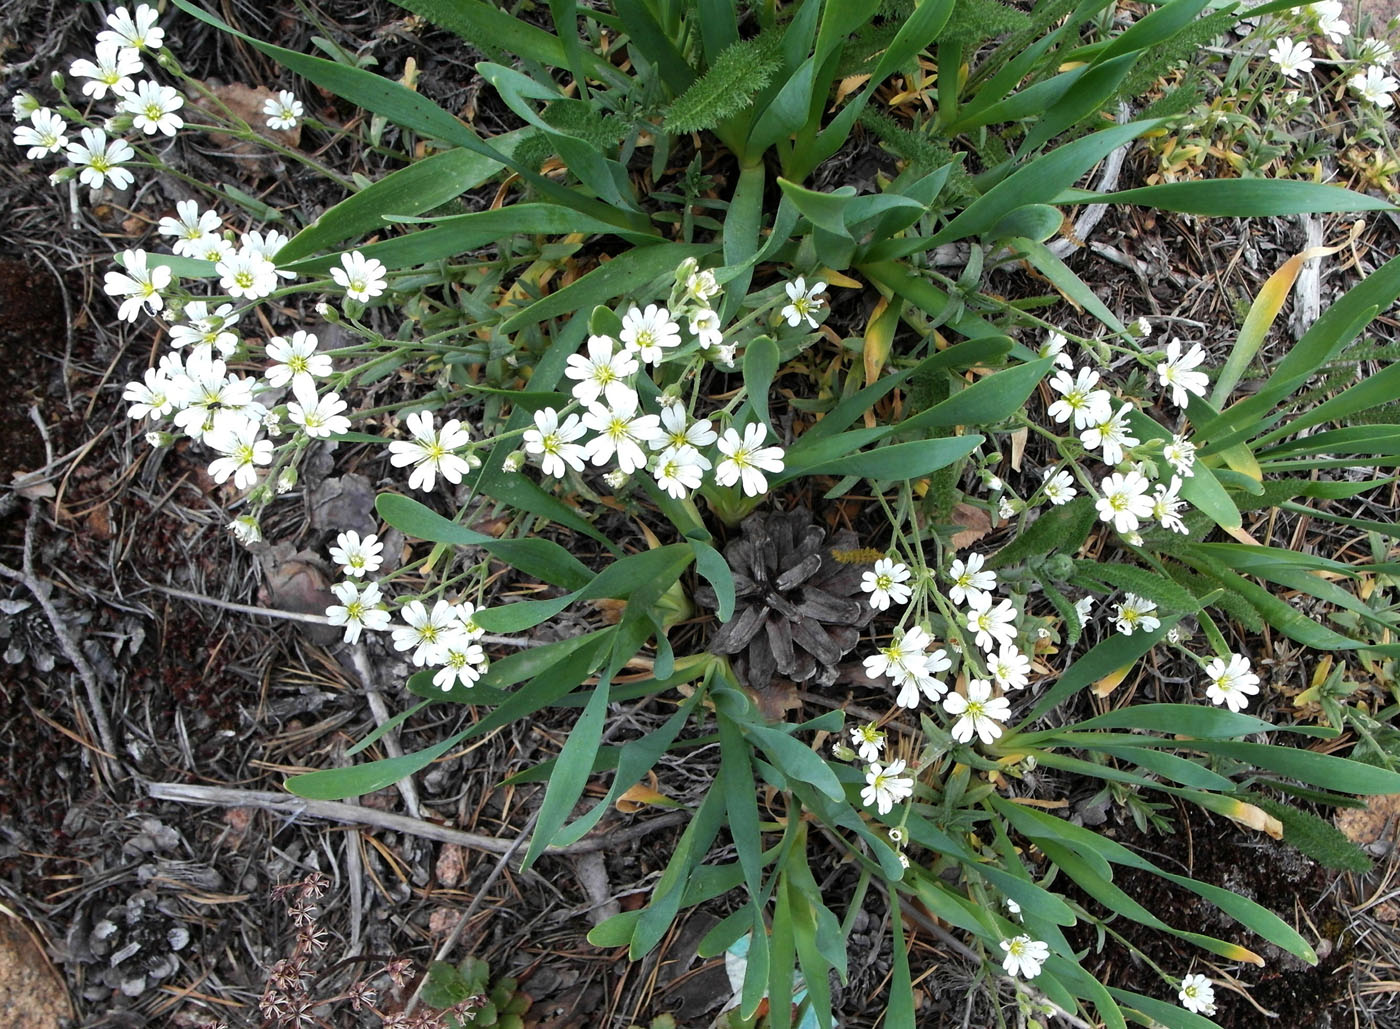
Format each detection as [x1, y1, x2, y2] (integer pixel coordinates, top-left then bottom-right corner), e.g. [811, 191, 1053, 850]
[781, 276, 826, 328]
[564, 334, 638, 405]
[685, 268, 720, 302]
[652, 444, 706, 499]
[619, 303, 681, 365]
[14, 109, 68, 159]
[943, 678, 1012, 744]
[644, 404, 717, 453]
[964, 593, 1017, 653]
[1042, 468, 1077, 506]
[156, 200, 221, 258]
[330, 250, 388, 301]
[1047, 367, 1113, 429]
[216, 249, 278, 300]
[1350, 65, 1399, 107]
[1038, 331, 1073, 369]
[287, 381, 351, 439]
[1080, 403, 1139, 467]
[239, 229, 291, 268]
[861, 758, 914, 816]
[206, 417, 272, 490]
[989, 645, 1031, 691]
[1153, 475, 1190, 534]
[70, 41, 143, 99]
[1361, 37, 1394, 66]
[11, 91, 40, 120]
[1000, 935, 1049, 979]
[329, 531, 384, 578]
[98, 4, 165, 51]
[392, 599, 467, 666]
[1310, 2, 1349, 43]
[1095, 470, 1154, 534]
[326, 580, 391, 644]
[64, 127, 135, 190]
[433, 638, 488, 690]
[169, 301, 239, 356]
[715, 343, 738, 368]
[849, 723, 886, 763]
[228, 514, 262, 545]
[861, 558, 913, 611]
[388, 411, 477, 491]
[104, 249, 170, 323]
[688, 308, 723, 349]
[263, 89, 304, 130]
[121, 80, 184, 136]
[524, 407, 588, 478]
[864, 626, 943, 706]
[1204, 653, 1260, 712]
[123, 367, 175, 420]
[1113, 594, 1160, 635]
[1269, 38, 1315, 78]
[715, 423, 785, 497]
[1163, 434, 1197, 477]
[1178, 973, 1217, 1016]
[1074, 596, 1095, 628]
[948, 552, 996, 606]
[582, 385, 658, 474]
[265, 330, 331, 391]
[170, 353, 261, 440]
[1156, 339, 1210, 408]
[1134, 316, 1153, 338]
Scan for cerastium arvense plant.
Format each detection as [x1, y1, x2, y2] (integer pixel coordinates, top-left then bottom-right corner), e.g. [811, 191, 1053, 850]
[20, 0, 1400, 1024]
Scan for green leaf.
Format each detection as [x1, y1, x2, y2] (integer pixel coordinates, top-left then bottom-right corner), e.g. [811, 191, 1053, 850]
[1145, 739, 1400, 795]
[748, 725, 845, 801]
[898, 358, 1053, 431]
[663, 32, 782, 133]
[1019, 619, 1176, 725]
[1065, 703, 1275, 738]
[989, 494, 1098, 570]
[691, 537, 736, 622]
[1070, 560, 1202, 613]
[391, 0, 572, 66]
[743, 335, 781, 434]
[1106, 988, 1223, 1029]
[1097, 179, 1397, 216]
[1015, 237, 1128, 333]
[883, 898, 916, 1029]
[376, 492, 593, 589]
[780, 434, 983, 484]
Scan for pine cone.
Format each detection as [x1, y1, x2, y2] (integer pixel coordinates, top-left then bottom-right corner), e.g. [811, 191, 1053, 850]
[697, 508, 874, 689]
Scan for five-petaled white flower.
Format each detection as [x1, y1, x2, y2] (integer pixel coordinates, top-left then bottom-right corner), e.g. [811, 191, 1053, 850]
[15, 109, 68, 159]
[688, 307, 723, 349]
[123, 366, 175, 421]
[1095, 470, 1155, 534]
[715, 422, 785, 497]
[1080, 403, 1139, 466]
[287, 381, 351, 439]
[1268, 38, 1315, 78]
[329, 531, 384, 578]
[216, 249, 278, 300]
[121, 80, 184, 136]
[433, 638, 489, 691]
[70, 41, 143, 99]
[524, 407, 588, 478]
[684, 268, 720, 302]
[862, 558, 913, 611]
[1204, 653, 1260, 712]
[1000, 935, 1049, 980]
[392, 599, 466, 666]
[170, 301, 239, 356]
[1310, 1, 1349, 43]
[326, 580, 391, 644]
[1039, 331, 1073, 369]
[861, 758, 914, 816]
[265, 330, 331, 391]
[1153, 476, 1190, 534]
[98, 4, 165, 51]
[652, 444, 706, 499]
[206, 417, 272, 490]
[1350, 65, 1400, 107]
[1042, 467, 1077, 506]
[781, 276, 826, 328]
[65, 126, 135, 190]
[989, 645, 1031, 691]
[849, 723, 886, 763]
[1361, 37, 1395, 67]
[620, 303, 681, 365]
[948, 552, 996, 606]
[964, 593, 1018, 653]
[1156, 339, 1210, 408]
[944, 678, 1012, 745]
[582, 385, 658, 474]
[157, 200, 222, 258]
[330, 250, 388, 301]
[1178, 973, 1217, 1016]
[645, 403, 717, 455]
[1163, 434, 1197, 478]
[564, 334, 638, 405]
[1047, 367, 1113, 429]
[864, 625, 933, 686]
[263, 89, 304, 130]
[1114, 593, 1160, 635]
[104, 248, 171, 323]
[388, 410, 477, 491]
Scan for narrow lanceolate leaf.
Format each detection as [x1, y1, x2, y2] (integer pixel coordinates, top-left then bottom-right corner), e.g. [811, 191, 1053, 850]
[1094, 179, 1396, 217]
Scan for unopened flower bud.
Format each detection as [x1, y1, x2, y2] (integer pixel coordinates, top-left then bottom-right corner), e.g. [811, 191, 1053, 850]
[49, 70, 65, 92]
[314, 301, 335, 321]
[276, 467, 297, 493]
[831, 741, 856, 761]
[49, 167, 77, 185]
[146, 431, 175, 448]
[502, 451, 525, 473]
[1134, 316, 1152, 338]
[247, 485, 273, 505]
[603, 469, 629, 490]
[229, 515, 263, 545]
[105, 112, 135, 134]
